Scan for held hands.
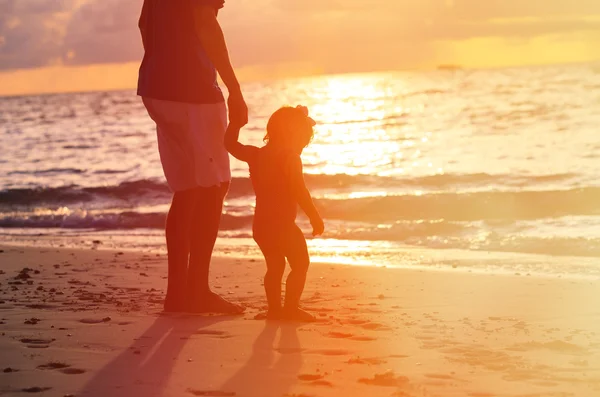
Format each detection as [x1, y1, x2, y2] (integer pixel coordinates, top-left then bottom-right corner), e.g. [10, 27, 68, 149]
[311, 216, 325, 237]
[227, 90, 248, 128]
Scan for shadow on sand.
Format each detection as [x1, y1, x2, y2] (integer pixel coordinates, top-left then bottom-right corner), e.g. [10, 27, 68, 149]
[219, 322, 303, 397]
[77, 315, 303, 397]
[77, 314, 233, 397]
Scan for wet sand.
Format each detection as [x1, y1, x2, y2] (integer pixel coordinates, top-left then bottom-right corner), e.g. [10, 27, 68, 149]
[0, 245, 599, 397]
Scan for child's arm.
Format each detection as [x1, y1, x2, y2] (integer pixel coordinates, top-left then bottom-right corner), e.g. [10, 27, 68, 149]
[224, 124, 258, 162]
[288, 155, 324, 237]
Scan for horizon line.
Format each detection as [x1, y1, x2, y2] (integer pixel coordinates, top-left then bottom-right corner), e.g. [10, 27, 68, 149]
[0, 59, 597, 99]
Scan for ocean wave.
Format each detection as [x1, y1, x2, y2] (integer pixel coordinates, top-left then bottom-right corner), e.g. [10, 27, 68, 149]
[473, 236, 600, 258]
[0, 173, 580, 207]
[318, 187, 600, 222]
[0, 179, 172, 207]
[8, 168, 86, 176]
[325, 220, 474, 241]
[0, 211, 252, 231]
[2, 210, 599, 258]
[323, 222, 600, 258]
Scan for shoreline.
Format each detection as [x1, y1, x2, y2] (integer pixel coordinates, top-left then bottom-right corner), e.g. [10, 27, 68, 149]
[2, 232, 600, 281]
[1, 244, 599, 396]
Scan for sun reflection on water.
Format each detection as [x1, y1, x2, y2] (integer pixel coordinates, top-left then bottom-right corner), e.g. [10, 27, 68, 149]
[300, 74, 443, 180]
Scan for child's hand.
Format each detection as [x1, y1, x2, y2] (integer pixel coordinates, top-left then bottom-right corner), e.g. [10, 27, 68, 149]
[311, 217, 325, 237]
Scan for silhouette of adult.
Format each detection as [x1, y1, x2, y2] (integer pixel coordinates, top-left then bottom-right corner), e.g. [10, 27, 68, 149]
[137, 0, 247, 313]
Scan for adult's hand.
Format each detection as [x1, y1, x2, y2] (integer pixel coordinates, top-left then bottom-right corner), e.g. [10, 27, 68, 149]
[193, 5, 246, 127]
[228, 91, 248, 127]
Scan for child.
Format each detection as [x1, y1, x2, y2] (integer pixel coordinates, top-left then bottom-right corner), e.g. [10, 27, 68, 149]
[224, 105, 324, 322]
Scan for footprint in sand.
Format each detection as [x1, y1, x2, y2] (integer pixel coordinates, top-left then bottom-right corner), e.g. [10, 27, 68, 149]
[360, 322, 391, 331]
[308, 380, 333, 387]
[298, 374, 324, 381]
[297, 375, 333, 387]
[358, 371, 410, 387]
[37, 362, 86, 375]
[60, 368, 86, 375]
[21, 387, 52, 393]
[347, 357, 387, 365]
[21, 338, 54, 348]
[327, 331, 354, 339]
[346, 319, 369, 325]
[187, 389, 236, 396]
[79, 317, 111, 324]
[25, 304, 58, 310]
[38, 362, 70, 370]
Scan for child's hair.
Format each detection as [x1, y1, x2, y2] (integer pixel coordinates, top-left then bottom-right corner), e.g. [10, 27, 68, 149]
[264, 106, 315, 148]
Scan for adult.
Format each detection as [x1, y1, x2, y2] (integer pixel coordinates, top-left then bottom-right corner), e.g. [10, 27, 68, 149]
[137, 0, 247, 313]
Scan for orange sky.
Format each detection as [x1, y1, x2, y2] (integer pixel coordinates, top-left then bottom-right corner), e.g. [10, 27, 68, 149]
[0, 0, 599, 96]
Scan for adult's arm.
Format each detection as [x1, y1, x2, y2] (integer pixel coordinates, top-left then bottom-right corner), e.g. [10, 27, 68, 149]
[138, 0, 150, 50]
[193, 3, 248, 126]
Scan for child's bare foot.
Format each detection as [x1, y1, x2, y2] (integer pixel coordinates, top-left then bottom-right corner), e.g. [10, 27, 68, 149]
[282, 307, 316, 322]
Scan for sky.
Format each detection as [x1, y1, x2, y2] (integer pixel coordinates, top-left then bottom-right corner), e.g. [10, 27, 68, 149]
[0, 0, 599, 95]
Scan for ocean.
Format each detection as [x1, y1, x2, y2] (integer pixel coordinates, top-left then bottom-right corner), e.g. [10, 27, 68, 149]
[1, 63, 600, 278]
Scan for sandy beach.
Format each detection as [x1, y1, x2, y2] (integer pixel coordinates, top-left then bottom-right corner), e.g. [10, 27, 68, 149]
[2, 1, 599, 396]
[0, 244, 598, 397]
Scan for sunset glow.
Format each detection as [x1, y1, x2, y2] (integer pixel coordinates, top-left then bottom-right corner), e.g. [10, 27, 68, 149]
[2, 1, 600, 396]
[1, 0, 599, 96]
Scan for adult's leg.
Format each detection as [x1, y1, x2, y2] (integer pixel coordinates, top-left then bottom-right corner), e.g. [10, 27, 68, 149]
[164, 188, 198, 312]
[142, 97, 198, 313]
[187, 182, 243, 313]
[184, 99, 239, 313]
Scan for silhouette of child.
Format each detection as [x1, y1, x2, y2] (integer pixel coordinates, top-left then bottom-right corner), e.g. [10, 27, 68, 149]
[225, 105, 324, 322]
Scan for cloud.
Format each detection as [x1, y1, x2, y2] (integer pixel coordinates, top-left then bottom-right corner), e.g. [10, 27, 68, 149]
[0, 0, 143, 69]
[226, 1, 600, 72]
[62, 0, 144, 65]
[0, 0, 74, 15]
[0, 0, 599, 72]
[275, 0, 600, 19]
[0, 0, 76, 69]
[447, 0, 600, 20]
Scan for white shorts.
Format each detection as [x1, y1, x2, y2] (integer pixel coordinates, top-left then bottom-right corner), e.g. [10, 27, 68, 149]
[142, 97, 231, 192]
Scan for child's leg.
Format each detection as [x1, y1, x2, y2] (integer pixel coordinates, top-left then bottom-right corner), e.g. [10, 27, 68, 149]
[255, 234, 286, 314]
[282, 225, 310, 310]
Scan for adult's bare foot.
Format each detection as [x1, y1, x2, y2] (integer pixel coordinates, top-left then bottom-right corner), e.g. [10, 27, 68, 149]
[281, 307, 315, 323]
[188, 292, 245, 314]
[163, 293, 187, 313]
